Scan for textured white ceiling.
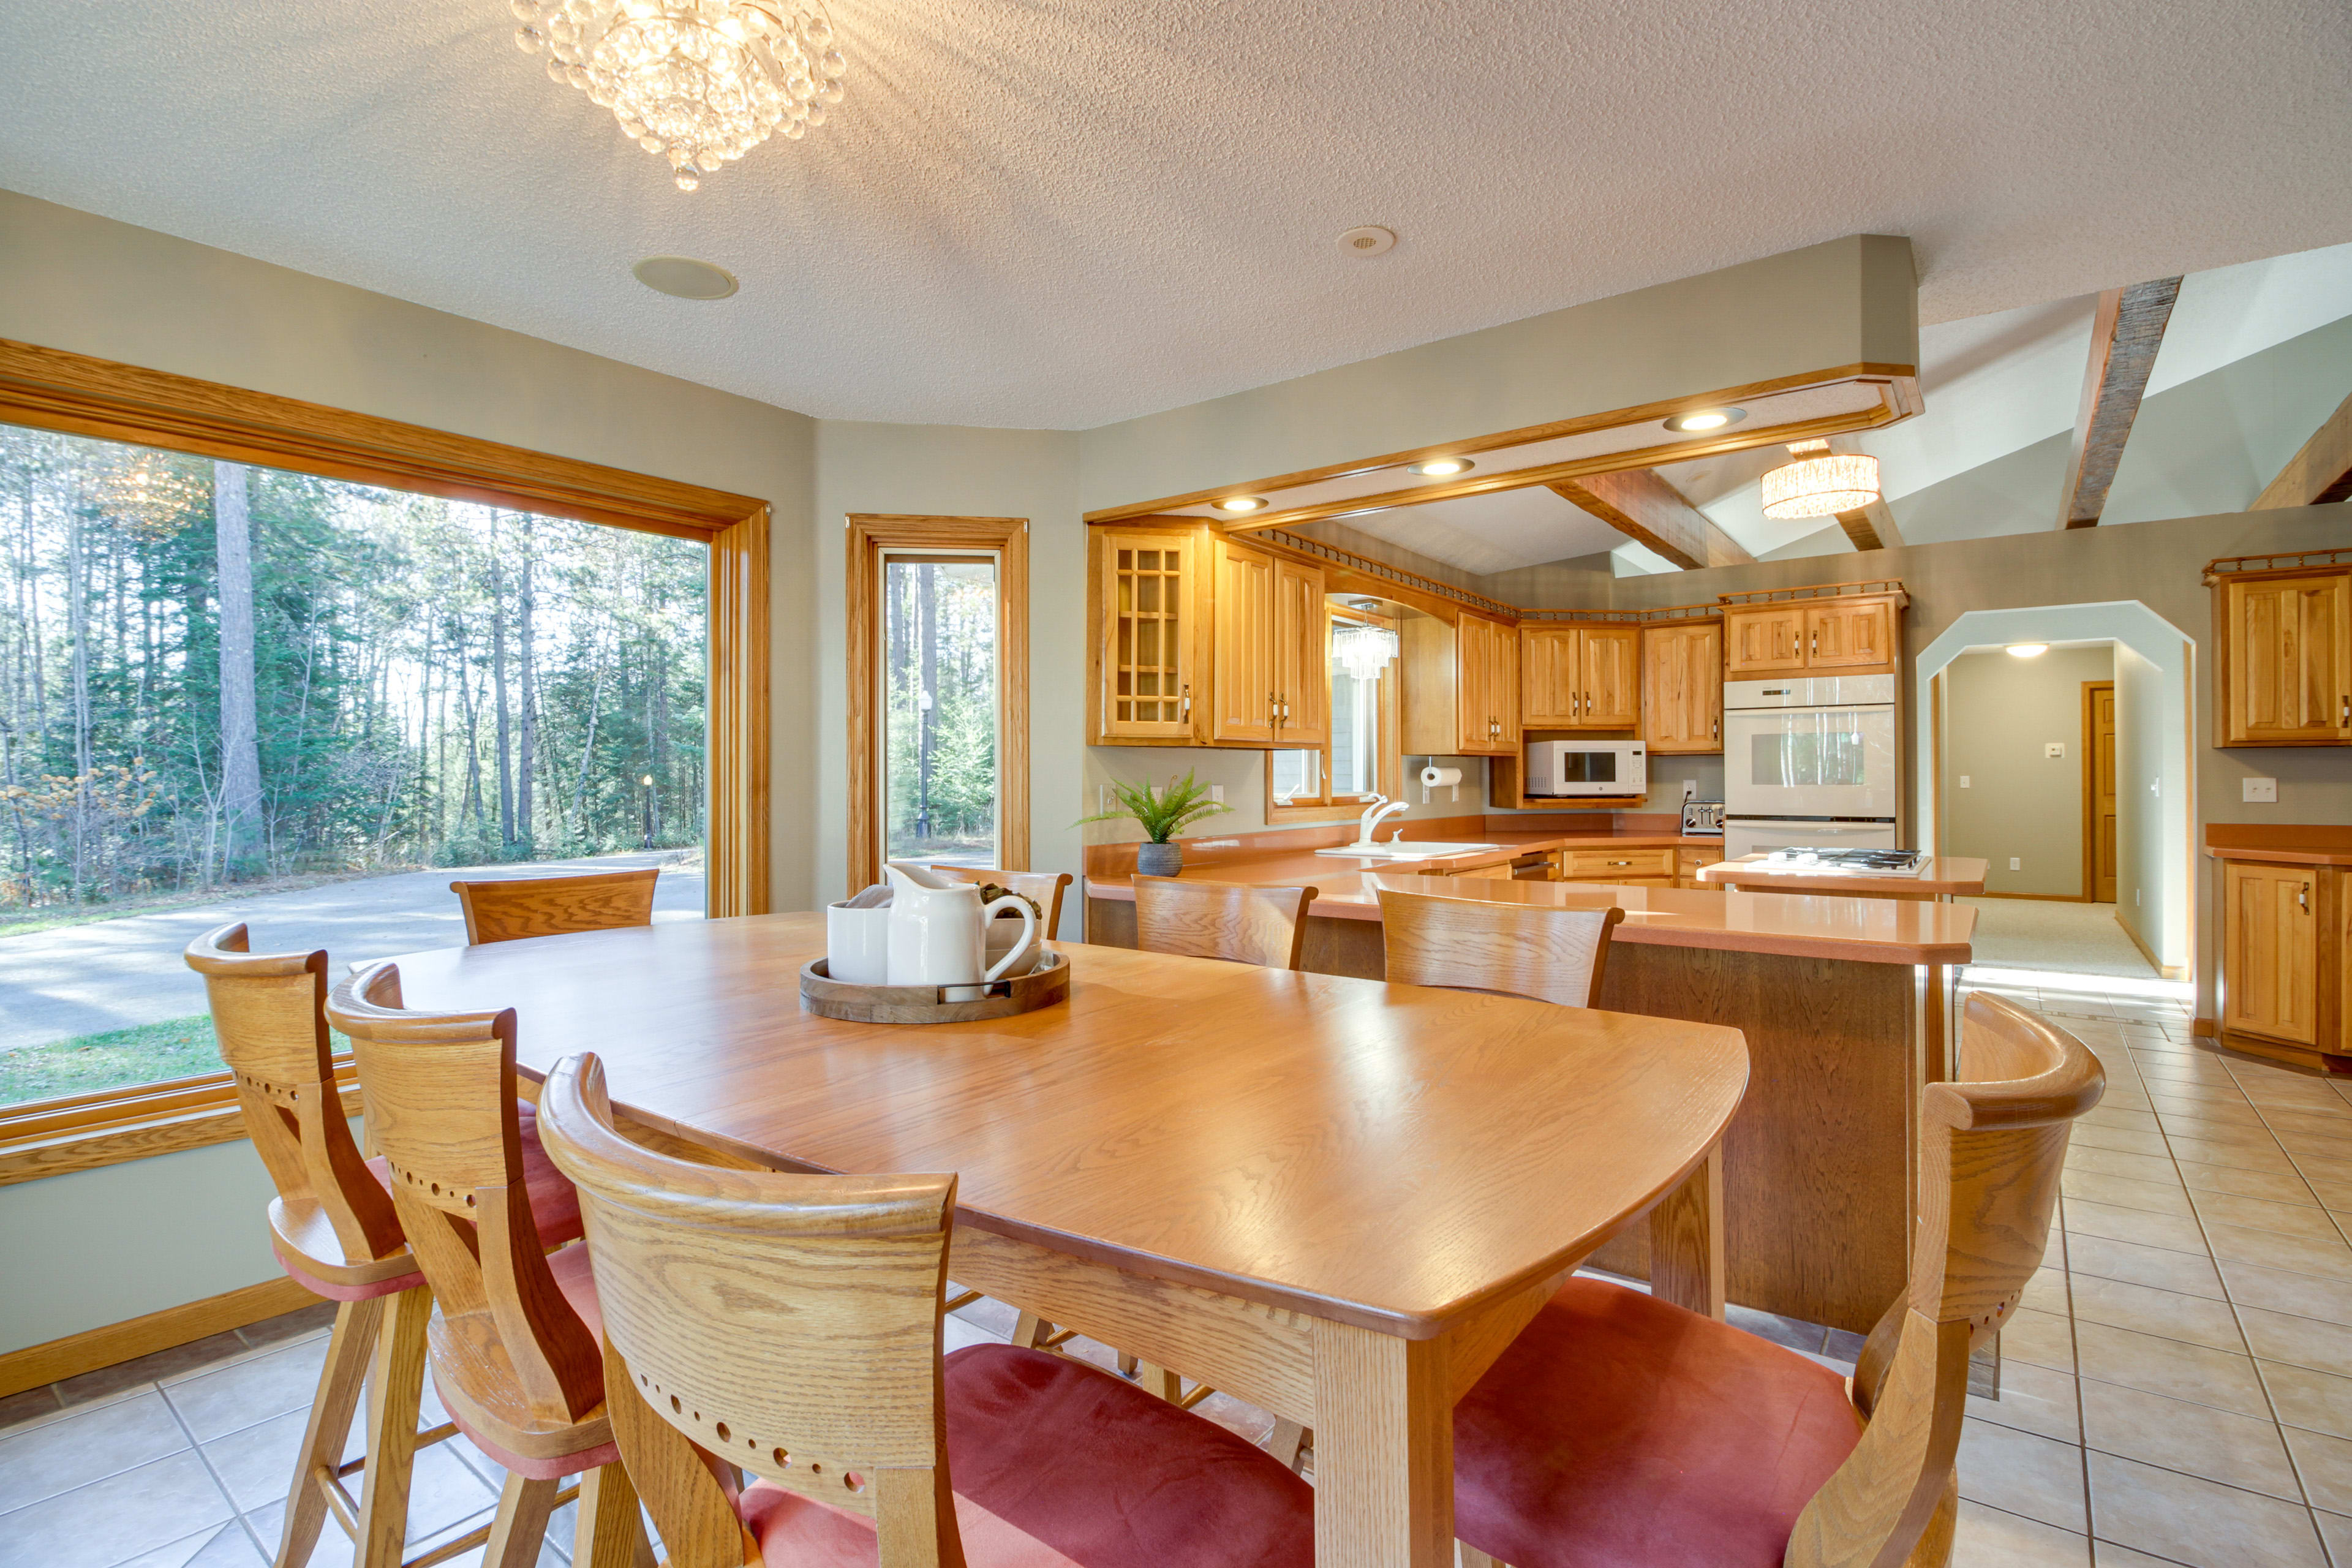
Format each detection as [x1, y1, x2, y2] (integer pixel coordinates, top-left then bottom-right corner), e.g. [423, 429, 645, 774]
[2, 1, 2347, 428]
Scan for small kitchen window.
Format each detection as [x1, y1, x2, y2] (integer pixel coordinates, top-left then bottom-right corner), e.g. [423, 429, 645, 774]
[1268, 603, 1398, 820]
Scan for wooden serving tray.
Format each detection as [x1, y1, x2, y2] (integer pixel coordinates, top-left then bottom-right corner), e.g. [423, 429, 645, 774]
[799, 949, 1071, 1024]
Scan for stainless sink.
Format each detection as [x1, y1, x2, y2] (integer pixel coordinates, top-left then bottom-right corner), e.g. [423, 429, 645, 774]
[1313, 841, 1504, 861]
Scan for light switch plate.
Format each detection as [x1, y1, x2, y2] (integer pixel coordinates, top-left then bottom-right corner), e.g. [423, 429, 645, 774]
[2046, 742, 2066, 758]
[2244, 777, 2278, 803]
[1209, 785, 1224, 804]
[2008, 858, 2021, 871]
[1959, 775, 1971, 788]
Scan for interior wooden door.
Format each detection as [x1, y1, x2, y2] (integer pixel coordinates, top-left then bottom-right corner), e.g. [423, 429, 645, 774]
[1273, 558, 1329, 745]
[1209, 538, 1275, 744]
[2222, 574, 2351, 744]
[1643, 622, 1722, 752]
[1724, 606, 1807, 676]
[2224, 860, 2319, 1045]
[1520, 625, 1580, 727]
[1094, 530, 1200, 741]
[1578, 627, 1640, 728]
[2086, 682, 2117, 902]
[1806, 600, 1894, 669]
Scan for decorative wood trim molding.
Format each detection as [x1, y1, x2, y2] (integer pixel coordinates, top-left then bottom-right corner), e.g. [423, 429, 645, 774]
[2203, 548, 2352, 584]
[1257, 530, 1520, 619]
[2192, 1016, 2218, 1039]
[845, 515, 1031, 895]
[2115, 908, 2185, 980]
[1085, 364, 1920, 526]
[1714, 578, 1910, 609]
[0, 337, 771, 1160]
[0, 1275, 320, 1400]
[2082, 680, 2113, 905]
[0, 1081, 364, 1189]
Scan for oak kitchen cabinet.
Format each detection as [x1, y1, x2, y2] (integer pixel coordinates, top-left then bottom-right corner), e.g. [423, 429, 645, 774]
[2217, 854, 2346, 1072]
[1641, 621, 1722, 752]
[2211, 565, 2351, 746]
[1087, 524, 1325, 748]
[1402, 609, 1518, 756]
[1723, 594, 1901, 679]
[1521, 624, 1640, 729]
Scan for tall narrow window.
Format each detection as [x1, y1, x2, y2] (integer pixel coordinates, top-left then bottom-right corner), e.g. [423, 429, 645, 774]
[848, 516, 1029, 892]
[882, 554, 999, 867]
[1268, 601, 1397, 816]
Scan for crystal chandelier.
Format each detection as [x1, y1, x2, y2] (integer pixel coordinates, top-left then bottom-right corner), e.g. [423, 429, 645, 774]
[511, 0, 845, 190]
[1759, 440, 1882, 520]
[1332, 622, 1400, 682]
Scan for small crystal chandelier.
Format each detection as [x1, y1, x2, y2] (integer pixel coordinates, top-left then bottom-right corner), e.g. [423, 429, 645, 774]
[1759, 440, 1882, 520]
[511, 0, 845, 190]
[1332, 622, 1400, 682]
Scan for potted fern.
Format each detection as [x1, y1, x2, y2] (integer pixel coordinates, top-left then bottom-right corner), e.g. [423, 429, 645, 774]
[1077, 771, 1231, 876]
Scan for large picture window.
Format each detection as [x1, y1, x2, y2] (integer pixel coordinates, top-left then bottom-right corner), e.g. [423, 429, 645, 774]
[0, 339, 767, 1181]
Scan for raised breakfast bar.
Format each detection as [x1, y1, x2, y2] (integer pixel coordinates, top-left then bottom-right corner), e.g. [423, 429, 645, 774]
[1085, 834, 1975, 1333]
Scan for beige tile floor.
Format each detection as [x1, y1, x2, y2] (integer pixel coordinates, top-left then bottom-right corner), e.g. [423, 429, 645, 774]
[4, 969, 2347, 1568]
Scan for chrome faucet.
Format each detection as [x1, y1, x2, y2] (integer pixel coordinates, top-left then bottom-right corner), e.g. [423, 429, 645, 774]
[1355, 795, 1410, 846]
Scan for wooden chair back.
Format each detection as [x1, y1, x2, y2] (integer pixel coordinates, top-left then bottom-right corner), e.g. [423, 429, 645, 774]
[533, 1051, 965, 1568]
[451, 867, 660, 946]
[1132, 877, 1317, 970]
[1375, 888, 1626, 1008]
[184, 922, 406, 1274]
[922, 865, 1074, 938]
[326, 962, 603, 1430]
[1785, 992, 2103, 1567]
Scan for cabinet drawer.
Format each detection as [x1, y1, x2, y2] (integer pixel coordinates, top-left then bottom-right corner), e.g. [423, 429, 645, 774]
[1558, 846, 1676, 880]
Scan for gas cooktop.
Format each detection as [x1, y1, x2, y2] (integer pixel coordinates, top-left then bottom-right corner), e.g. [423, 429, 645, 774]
[1760, 848, 1931, 878]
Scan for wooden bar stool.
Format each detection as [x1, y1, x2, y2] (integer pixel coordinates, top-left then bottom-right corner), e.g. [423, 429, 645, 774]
[532, 1050, 1316, 1568]
[328, 960, 651, 1568]
[1451, 992, 2104, 1568]
[184, 924, 577, 1568]
[1376, 886, 1626, 1007]
[451, 867, 660, 946]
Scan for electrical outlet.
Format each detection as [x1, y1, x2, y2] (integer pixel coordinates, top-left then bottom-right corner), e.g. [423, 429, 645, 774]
[2046, 742, 2065, 759]
[2243, 777, 2278, 803]
[2008, 857, 2021, 871]
[1209, 784, 1224, 804]
[1959, 775, 1971, 788]
[1098, 785, 1112, 814]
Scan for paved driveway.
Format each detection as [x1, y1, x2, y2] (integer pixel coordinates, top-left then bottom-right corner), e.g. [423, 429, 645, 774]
[0, 853, 705, 1052]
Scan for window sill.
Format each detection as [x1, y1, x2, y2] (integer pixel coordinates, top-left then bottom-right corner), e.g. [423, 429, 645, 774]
[0, 1067, 361, 1188]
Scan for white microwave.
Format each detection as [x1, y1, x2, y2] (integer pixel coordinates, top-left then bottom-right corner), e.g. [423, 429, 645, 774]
[1523, 740, 1647, 797]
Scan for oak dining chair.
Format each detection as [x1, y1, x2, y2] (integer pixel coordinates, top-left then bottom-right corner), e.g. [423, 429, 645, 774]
[920, 864, 1074, 939]
[1450, 991, 2103, 1568]
[1376, 886, 1626, 1008]
[327, 960, 650, 1568]
[1131, 876, 1317, 969]
[450, 867, 660, 946]
[184, 924, 579, 1568]
[530, 1049, 1316, 1568]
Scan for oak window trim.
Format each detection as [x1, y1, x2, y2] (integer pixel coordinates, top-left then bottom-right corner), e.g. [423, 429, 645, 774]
[0, 337, 771, 1180]
[1267, 603, 1402, 824]
[846, 514, 1030, 894]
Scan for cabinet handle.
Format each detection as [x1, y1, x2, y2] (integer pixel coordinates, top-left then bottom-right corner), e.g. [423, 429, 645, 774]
[2301, 882, 2312, 912]
[1810, 633, 1819, 657]
[1711, 716, 1719, 740]
[1179, 684, 1191, 720]
[1607, 860, 1631, 867]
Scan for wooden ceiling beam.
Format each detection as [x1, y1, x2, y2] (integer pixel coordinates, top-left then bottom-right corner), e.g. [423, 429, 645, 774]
[2058, 277, 2182, 529]
[1833, 499, 1904, 552]
[1548, 469, 1755, 571]
[2252, 388, 2352, 510]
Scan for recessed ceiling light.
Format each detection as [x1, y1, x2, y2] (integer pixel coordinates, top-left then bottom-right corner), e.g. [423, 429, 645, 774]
[1408, 458, 1474, 477]
[1215, 496, 1267, 513]
[1338, 225, 1396, 258]
[631, 256, 740, 300]
[2007, 643, 2049, 658]
[1664, 407, 1746, 433]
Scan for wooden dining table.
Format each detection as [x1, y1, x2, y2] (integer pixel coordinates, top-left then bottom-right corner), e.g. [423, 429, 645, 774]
[388, 911, 1750, 1568]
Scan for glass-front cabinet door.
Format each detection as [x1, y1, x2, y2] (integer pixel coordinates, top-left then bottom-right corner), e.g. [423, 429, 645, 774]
[1093, 528, 1199, 741]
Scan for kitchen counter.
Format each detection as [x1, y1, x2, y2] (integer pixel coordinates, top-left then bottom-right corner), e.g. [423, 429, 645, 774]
[1085, 841, 1970, 1332]
[1695, 854, 1991, 901]
[2206, 824, 2352, 867]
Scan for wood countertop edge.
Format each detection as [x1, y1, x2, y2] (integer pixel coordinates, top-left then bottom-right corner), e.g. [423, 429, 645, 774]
[2206, 845, 2352, 866]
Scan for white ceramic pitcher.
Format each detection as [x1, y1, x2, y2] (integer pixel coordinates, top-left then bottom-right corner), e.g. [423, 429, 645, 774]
[883, 862, 1039, 989]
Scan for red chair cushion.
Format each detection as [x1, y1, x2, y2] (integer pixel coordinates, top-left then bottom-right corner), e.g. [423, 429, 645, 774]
[743, 1346, 1314, 1568]
[363, 1099, 584, 1248]
[1453, 1278, 1864, 1568]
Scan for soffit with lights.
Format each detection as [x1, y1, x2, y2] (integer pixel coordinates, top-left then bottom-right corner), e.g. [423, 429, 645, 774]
[1084, 364, 1917, 534]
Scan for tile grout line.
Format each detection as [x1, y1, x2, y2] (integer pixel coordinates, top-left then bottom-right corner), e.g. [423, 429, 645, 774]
[153, 1376, 271, 1568]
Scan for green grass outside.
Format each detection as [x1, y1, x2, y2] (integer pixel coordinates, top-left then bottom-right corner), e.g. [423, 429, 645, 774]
[0, 1015, 230, 1106]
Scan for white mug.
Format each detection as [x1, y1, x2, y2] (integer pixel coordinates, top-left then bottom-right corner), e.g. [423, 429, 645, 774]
[825, 902, 892, 986]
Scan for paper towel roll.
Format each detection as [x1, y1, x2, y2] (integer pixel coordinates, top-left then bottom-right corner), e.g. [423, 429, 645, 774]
[1419, 766, 1463, 790]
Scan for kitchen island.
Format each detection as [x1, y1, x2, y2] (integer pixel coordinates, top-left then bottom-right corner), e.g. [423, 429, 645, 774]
[1085, 848, 1973, 1333]
[1697, 852, 1991, 901]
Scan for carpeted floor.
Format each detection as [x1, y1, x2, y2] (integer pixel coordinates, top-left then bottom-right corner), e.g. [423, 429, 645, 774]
[1960, 897, 2162, 980]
